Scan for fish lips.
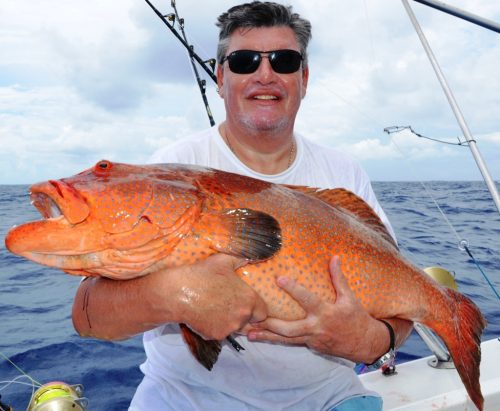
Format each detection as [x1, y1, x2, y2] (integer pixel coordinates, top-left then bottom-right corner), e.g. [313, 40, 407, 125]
[5, 216, 80, 255]
[5, 180, 91, 257]
[30, 179, 90, 225]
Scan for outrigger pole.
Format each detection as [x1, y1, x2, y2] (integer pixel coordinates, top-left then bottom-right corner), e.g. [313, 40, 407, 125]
[403, 0, 500, 215]
[144, 0, 217, 126]
[413, 0, 500, 34]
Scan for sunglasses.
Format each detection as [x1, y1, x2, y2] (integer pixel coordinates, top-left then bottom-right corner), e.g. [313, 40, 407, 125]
[221, 49, 303, 74]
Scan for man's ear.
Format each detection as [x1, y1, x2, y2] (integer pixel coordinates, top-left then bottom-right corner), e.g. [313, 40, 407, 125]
[217, 65, 224, 98]
[301, 67, 309, 99]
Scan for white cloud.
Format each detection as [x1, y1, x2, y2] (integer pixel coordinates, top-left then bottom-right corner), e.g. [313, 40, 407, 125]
[0, 0, 499, 183]
[479, 132, 500, 144]
[338, 138, 398, 161]
[0, 85, 202, 183]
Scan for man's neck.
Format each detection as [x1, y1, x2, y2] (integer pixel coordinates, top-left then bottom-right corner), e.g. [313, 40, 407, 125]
[219, 122, 296, 175]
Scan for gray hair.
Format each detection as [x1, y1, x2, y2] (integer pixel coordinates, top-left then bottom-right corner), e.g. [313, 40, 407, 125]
[216, 1, 312, 69]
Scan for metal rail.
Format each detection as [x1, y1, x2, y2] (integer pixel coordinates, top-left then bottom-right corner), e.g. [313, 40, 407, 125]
[413, 0, 500, 34]
[403, 0, 500, 215]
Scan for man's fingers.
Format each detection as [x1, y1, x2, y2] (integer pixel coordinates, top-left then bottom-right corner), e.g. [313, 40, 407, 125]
[276, 276, 321, 311]
[248, 317, 311, 338]
[247, 327, 308, 345]
[230, 256, 249, 270]
[249, 293, 268, 323]
[207, 253, 247, 272]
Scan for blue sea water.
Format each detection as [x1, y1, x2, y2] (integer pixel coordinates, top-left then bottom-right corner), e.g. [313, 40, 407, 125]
[0, 181, 499, 410]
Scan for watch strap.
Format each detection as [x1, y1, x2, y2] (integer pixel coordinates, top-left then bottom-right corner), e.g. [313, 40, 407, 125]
[365, 320, 396, 373]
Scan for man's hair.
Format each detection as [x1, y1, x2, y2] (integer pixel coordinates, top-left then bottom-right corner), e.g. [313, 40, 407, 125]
[216, 1, 312, 69]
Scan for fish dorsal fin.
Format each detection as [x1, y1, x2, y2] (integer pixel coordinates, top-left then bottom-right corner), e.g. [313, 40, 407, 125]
[284, 185, 398, 250]
[200, 208, 282, 261]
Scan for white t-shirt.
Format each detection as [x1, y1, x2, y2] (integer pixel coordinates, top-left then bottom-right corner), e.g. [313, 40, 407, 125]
[130, 125, 393, 411]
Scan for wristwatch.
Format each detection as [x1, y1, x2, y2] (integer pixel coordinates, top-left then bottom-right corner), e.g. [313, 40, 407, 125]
[366, 320, 396, 375]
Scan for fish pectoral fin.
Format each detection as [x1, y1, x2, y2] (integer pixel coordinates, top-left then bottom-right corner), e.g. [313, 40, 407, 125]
[203, 208, 282, 262]
[180, 323, 221, 371]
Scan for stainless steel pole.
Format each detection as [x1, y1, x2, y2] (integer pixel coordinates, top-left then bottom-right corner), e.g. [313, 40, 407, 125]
[413, 0, 500, 33]
[402, 0, 500, 214]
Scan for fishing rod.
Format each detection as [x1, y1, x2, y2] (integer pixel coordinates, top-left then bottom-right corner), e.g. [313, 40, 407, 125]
[144, 0, 217, 126]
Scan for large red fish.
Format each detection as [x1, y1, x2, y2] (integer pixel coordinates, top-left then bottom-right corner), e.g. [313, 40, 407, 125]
[5, 160, 486, 410]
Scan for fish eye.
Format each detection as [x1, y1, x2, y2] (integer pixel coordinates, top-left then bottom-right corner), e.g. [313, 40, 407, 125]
[95, 160, 112, 173]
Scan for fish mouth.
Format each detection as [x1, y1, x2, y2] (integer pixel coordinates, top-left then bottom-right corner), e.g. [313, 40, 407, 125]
[31, 191, 64, 220]
[5, 181, 94, 260]
[29, 179, 90, 225]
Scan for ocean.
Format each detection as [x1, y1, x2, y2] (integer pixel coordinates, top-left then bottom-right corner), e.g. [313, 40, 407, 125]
[1, 181, 499, 410]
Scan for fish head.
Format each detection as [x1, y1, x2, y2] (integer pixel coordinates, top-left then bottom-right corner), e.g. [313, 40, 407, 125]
[5, 160, 202, 278]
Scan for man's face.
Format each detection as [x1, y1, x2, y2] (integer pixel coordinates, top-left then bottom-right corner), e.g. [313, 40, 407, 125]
[217, 26, 309, 134]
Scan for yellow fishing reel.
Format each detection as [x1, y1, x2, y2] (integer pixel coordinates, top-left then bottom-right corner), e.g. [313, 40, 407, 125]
[423, 266, 458, 290]
[27, 382, 88, 411]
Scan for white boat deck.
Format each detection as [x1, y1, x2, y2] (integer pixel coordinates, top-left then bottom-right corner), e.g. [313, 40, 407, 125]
[360, 338, 500, 410]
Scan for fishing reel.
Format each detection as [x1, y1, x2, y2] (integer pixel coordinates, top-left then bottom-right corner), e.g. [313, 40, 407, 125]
[415, 266, 458, 369]
[27, 382, 88, 411]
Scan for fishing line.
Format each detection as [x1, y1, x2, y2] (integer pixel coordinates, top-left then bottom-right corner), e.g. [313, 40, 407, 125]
[387, 131, 466, 244]
[316, 79, 385, 129]
[0, 351, 42, 389]
[317, 81, 463, 245]
[463, 244, 500, 301]
[316, 76, 499, 300]
[387, 129, 500, 301]
[0, 373, 39, 410]
[0, 376, 40, 392]
[362, 0, 376, 64]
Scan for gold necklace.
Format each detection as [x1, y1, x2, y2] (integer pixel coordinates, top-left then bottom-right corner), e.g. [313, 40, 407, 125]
[223, 129, 296, 169]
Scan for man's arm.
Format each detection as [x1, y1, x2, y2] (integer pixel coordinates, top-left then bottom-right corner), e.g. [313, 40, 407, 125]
[247, 256, 413, 364]
[72, 254, 267, 341]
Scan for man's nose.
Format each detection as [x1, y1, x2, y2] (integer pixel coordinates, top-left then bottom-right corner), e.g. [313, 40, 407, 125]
[253, 56, 275, 83]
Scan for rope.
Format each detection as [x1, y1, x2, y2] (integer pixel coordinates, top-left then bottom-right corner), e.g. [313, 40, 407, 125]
[384, 125, 468, 146]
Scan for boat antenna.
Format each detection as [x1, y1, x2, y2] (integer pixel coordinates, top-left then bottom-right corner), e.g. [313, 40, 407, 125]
[144, 0, 217, 126]
[403, 0, 500, 215]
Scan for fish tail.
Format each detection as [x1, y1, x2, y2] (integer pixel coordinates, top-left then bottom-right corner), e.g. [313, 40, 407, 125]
[179, 323, 221, 371]
[426, 288, 487, 410]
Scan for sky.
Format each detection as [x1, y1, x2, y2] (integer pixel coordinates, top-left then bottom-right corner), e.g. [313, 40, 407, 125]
[1, 0, 499, 184]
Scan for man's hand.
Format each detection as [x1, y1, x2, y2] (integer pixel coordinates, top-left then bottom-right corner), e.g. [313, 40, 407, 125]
[247, 256, 411, 363]
[177, 253, 268, 340]
[73, 253, 268, 341]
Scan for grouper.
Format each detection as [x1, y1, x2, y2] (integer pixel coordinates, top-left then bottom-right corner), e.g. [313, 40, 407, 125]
[5, 160, 486, 410]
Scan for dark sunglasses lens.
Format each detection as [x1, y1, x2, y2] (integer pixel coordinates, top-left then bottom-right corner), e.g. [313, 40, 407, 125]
[227, 51, 261, 74]
[269, 50, 302, 74]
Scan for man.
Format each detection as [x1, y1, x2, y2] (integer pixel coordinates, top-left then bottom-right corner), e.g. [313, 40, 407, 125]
[72, 2, 413, 410]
